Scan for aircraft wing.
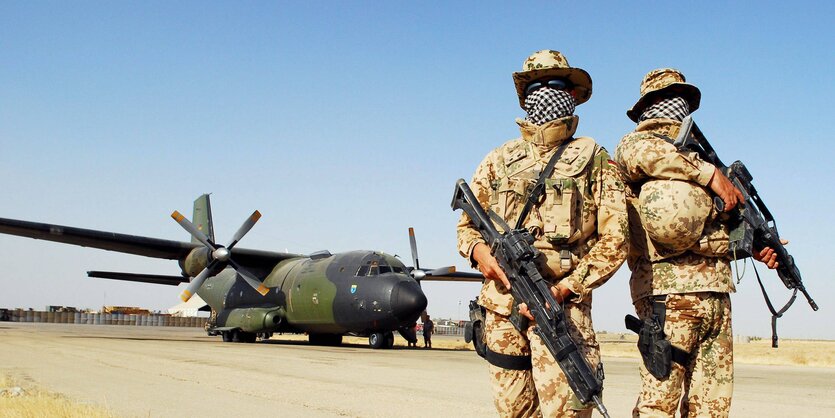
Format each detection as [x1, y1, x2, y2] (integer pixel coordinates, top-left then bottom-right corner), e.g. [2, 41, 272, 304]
[0, 216, 196, 259]
[0, 216, 304, 268]
[87, 271, 188, 286]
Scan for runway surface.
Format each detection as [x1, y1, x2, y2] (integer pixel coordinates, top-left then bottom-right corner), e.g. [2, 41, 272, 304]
[1, 323, 833, 417]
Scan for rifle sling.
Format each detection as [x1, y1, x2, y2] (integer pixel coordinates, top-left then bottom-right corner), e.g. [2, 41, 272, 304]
[514, 138, 574, 230]
[752, 261, 797, 348]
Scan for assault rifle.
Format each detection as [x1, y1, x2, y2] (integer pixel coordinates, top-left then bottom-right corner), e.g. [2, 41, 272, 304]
[452, 179, 610, 418]
[674, 116, 818, 347]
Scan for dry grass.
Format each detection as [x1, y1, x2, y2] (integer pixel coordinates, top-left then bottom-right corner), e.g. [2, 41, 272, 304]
[0, 375, 116, 418]
[598, 333, 835, 368]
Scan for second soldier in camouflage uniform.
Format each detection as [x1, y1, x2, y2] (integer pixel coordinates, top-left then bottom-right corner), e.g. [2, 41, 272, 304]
[457, 50, 628, 418]
[616, 69, 780, 417]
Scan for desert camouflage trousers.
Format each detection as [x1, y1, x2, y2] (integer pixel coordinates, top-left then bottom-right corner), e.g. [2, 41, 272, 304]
[633, 292, 733, 417]
[484, 303, 600, 418]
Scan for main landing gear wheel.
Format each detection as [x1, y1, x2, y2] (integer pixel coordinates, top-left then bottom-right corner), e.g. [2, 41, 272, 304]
[369, 332, 385, 349]
[369, 332, 395, 349]
[222, 330, 257, 343]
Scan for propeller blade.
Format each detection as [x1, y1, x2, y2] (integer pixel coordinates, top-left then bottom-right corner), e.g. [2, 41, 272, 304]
[171, 211, 216, 249]
[180, 266, 214, 302]
[408, 227, 420, 270]
[229, 259, 269, 296]
[226, 210, 261, 250]
[426, 266, 456, 276]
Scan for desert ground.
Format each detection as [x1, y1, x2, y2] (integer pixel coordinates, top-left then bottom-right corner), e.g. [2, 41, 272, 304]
[1, 323, 833, 417]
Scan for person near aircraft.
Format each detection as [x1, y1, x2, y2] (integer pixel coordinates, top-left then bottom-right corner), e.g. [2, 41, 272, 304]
[422, 315, 434, 348]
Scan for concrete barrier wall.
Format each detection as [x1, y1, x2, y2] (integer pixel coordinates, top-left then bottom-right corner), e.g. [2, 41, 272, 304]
[2, 309, 207, 327]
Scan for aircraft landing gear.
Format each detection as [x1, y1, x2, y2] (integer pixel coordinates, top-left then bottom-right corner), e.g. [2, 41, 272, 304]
[369, 331, 395, 349]
[221, 329, 257, 343]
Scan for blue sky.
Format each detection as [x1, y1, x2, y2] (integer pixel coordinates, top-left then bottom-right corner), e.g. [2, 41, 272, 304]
[1, 1, 832, 339]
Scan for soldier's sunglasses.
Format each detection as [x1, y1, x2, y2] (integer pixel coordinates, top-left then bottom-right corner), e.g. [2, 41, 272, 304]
[524, 78, 573, 96]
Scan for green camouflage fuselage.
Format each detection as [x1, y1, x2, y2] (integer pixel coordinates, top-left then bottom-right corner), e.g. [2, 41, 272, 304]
[197, 250, 426, 336]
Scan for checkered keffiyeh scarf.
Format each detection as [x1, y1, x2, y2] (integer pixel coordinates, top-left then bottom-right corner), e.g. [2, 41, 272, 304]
[524, 87, 576, 126]
[640, 96, 690, 122]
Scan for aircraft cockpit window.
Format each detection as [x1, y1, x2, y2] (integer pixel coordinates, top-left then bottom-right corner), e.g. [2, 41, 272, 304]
[355, 259, 397, 277]
[356, 260, 398, 277]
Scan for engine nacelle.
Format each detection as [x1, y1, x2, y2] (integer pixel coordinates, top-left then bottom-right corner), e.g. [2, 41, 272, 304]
[182, 247, 211, 277]
[220, 307, 286, 333]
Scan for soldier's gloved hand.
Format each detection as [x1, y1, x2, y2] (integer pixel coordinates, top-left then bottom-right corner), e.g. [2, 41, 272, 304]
[753, 239, 789, 269]
[708, 167, 744, 212]
[518, 283, 574, 321]
[472, 242, 511, 290]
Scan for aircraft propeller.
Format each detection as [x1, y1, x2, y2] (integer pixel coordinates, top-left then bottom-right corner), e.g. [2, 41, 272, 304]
[172, 210, 268, 302]
[406, 227, 456, 281]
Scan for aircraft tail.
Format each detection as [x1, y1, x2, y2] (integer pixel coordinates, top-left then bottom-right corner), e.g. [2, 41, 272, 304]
[192, 194, 215, 244]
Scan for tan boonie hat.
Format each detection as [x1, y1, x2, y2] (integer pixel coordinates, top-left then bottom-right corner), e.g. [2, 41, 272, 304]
[512, 50, 592, 108]
[627, 68, 701, 122]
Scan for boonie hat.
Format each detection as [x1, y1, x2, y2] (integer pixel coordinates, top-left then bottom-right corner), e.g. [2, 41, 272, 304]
[627, 68, 701, 122]
[512, 50, 592, 108]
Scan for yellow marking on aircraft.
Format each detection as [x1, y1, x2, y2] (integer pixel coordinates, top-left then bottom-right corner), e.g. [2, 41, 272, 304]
[257, 284, 269, 296]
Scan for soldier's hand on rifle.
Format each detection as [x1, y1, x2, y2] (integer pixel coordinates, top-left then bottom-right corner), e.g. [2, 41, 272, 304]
[518, 283, 574, 320]
[708, 167, 744, 211]
[472, 242, 511, 290]
[753, 239, 789, 269]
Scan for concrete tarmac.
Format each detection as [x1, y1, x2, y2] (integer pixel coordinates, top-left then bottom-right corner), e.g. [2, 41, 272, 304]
[1, 323, 833, 417]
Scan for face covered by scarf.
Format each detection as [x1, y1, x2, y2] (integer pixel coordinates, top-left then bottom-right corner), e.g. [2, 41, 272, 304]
[524, 87, 576, 126]
[640, 96, 690, 122]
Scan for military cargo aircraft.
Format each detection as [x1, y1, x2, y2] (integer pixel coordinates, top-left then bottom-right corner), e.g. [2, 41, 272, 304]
[0, 195, 481, 348]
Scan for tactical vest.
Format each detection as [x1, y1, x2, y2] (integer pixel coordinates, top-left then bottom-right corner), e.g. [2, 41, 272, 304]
[488, 136, 600, 277]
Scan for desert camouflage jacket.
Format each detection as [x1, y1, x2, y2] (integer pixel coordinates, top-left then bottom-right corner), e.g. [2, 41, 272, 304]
[615, 118, 735, 302]
[457, 115, 628, 315]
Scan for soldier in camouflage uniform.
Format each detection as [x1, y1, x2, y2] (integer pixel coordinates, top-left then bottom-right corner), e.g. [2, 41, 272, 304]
[615, 68, 782, 417]
[457, 50, 628, 418]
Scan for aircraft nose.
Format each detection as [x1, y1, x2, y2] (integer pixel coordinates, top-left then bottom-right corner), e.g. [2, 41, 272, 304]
[390, 280, 427, 323]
